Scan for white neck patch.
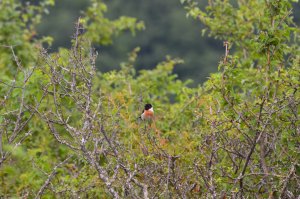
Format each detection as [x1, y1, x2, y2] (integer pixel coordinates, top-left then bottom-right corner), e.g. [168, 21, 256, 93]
[149, 107, 154, 112]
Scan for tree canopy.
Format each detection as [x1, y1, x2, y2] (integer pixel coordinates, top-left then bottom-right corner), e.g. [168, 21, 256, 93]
[0, 0, 299, 198]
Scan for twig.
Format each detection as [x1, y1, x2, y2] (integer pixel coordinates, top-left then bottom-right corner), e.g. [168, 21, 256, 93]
[35, 156, 73, 199]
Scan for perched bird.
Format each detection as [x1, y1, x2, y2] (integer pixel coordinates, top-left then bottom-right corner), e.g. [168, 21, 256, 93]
[140, 103, 160, 136]
[141, 103, 154, 121]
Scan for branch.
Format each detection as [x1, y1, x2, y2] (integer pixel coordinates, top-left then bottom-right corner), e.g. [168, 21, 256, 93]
[280, 164, 296, 198]
[35, 156, 73, 199]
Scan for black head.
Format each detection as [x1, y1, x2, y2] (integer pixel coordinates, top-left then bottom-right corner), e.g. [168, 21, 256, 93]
[144, 104, 152, 110]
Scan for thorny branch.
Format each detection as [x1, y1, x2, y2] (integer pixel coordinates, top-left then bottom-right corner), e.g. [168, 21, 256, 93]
[0, 45, 46, 167]
[35, 156, 73, 199]
[2, 15, 298, 197]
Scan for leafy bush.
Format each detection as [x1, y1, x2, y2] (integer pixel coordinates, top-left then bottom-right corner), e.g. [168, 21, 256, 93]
[0, 0, 299, 198]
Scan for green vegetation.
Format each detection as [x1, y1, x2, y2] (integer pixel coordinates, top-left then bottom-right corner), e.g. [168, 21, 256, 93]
[0, 0, 299, 198]
[38, 0, 225, 85]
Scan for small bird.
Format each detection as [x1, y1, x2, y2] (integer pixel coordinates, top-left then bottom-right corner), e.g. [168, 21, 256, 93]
[140, 103, 160, 136]
[141, 103, 154, 120]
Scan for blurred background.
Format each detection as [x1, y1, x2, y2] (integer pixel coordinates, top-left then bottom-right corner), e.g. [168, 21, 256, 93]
[37, 0, 300, 86]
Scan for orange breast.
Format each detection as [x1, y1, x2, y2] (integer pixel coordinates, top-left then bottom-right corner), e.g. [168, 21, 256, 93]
[143, 110, 154, 119]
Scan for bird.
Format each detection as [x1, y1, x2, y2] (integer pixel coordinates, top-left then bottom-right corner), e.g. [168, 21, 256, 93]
[140, 103, 161, 137]
[140, 103, 154, 121]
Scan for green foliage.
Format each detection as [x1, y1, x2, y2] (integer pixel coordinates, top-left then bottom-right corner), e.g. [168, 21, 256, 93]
[38, 0, 227, 84]
[0, 0, 299, 198]
[82, 0, 144, 45]
[0, 0, 54, 75]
